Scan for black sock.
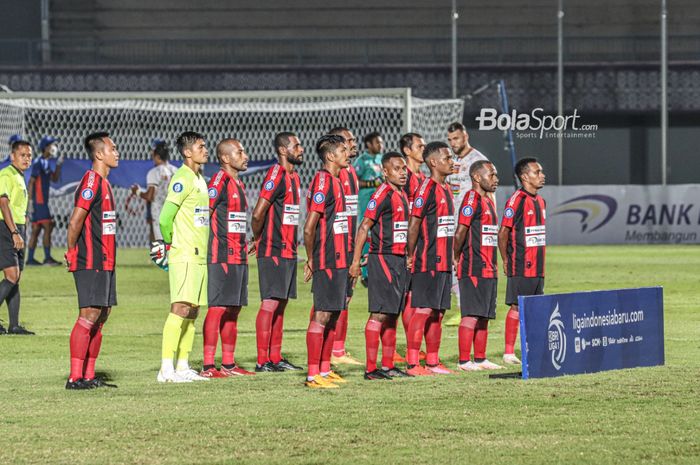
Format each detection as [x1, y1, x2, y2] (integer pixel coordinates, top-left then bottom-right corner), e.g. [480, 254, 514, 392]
[0, 279, 17, 324]
[474, 358, 486, 363]
[6, 285, 19, 328]
[222, 364, 235, 369]
[202, 364, 216, 371]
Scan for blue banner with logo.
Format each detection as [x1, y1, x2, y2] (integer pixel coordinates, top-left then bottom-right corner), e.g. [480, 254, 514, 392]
[519, 287, 664, 379]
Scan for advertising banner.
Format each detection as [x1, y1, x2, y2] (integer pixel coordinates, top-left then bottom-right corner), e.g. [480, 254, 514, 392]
[496, 185, 700, 244]
[519, 287, 664, 379]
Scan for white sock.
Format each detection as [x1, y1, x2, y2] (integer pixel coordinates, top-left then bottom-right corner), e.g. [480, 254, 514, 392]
[175, 360, 190, 372]
[320, 371, 330, 377]
[160, 359, 174, 374]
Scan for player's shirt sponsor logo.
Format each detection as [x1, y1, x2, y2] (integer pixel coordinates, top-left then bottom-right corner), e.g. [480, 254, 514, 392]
[227, 211, 247, 234]
[333, 211, 349, 235]
[194, 206, 209, 227]
[81, 189, 94, 200]
[208, 187, 218, 198]
[313, 192, 325, 204]
[393, 220, 408, 243]
[173, 182, 183, 193]
[264, 180, 275, 191]
[525, 225, 546, 247]
[345, 194, 358, 216]
[437, 215, 456, 238]
[367, 199, 377, 211]
[504, 207, 515, 218]
[414, 197, 424, 208]
[481, 224, 498, 246]
[462, 205, 474, 217]
[283, 204, 300, 226]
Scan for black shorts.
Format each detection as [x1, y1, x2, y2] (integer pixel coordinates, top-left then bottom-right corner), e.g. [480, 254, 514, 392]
[257, 257, 297, 300]
[0, 223, 25, 271]
[459, 277, 497, 319]
[312, 268, 349, 312]
[506, 276, 545, 306]
[73, 269, 117, 308]
[208, 263, 248, 307]
[368, 254, 407, 315]
[410, 270, 452, 310]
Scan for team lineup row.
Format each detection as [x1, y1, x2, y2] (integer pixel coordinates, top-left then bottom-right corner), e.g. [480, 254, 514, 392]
[0, 126, 546, 389]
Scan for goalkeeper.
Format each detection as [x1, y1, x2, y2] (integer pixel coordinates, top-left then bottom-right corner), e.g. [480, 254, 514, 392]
[154, 132, 211, 383]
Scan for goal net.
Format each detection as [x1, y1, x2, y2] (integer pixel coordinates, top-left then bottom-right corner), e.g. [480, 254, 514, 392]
[0, 89, 464, 248]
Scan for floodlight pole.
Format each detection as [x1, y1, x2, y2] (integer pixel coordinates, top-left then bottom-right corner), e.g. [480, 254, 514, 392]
[557, 0, 564, 185]
[661, 0, 668, 185]
[451, 0, 458, 99]
[41, 0, 51, 64]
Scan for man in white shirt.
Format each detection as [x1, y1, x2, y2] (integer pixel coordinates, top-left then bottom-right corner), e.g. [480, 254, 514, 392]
[445, 122, 491, 325]
[131, 140, 178, 241]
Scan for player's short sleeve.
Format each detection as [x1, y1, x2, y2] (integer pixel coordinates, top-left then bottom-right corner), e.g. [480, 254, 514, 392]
[501, 193, 521, 228]
[458, 191, 478, 228]
[74, 172, 98, 211]
[207, 171, 227, 210]
[0, 172, 10, 198]
[146, 167, 159, 187]
[364, 187, 389, 222]
[411, 180, 432, 219]
[308, 172, 330, 215]
[164, 171, 192, 207]
[259, 165, 284, 203]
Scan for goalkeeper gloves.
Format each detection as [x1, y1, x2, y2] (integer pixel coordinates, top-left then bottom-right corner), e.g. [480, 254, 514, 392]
[150, 240, 170, 271]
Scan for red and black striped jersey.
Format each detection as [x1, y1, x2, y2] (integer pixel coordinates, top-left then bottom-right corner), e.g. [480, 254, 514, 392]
[208, 170, 248, 265]
[501, 188, 547, 277]
[307, 169, 348, 270]
[257, 164, 301, 260]
[339, 164, 360, 253]
[411, 178, 454, 273]
[69, 170, 116, 272]
[403, 168, 426, 210]
[457, 190, 498, 279]
[364, 182, 409, 256]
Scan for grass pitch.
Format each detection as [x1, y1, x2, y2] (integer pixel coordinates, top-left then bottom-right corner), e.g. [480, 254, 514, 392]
[0, 246, 698, 465]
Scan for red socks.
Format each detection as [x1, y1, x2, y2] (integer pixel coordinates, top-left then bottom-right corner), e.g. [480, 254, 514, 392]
[380, 318, 397, 370]
[458, 316, 478, 362]
[332, 309, 349, 357]
[220, 309, 238, 367]
[269, 301, 287, 364]
[505, 308, 520, 354]
[69, 317, 94, 381]
[474, 318, 489, 360]
[320, 323, 336, 374]
[364, 319, 382, 372]
[424, 311, 444, 366]
[306, 321, 325, 377]
[256, 299, 279, 365]
[83, 323, 103, 380]
[203, 306, 226, 367]
[402, 292, 415, 346]
[406, 307, 431, 365]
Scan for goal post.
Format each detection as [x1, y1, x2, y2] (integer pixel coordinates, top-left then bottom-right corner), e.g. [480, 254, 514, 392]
[0, 88, 464, 247]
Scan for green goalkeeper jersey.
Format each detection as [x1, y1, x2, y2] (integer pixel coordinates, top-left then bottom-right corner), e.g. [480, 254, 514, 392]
[164, 165, 209, 264]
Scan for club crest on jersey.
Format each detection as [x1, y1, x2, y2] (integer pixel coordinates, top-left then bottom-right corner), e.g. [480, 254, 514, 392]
[264, 180, 275, 191]
[505, 207, 515, 218]
[208, 187, 218, 198]
[173, 182, 183, 193]
[367, 199, 377, 211]
[313, 192, 325, 204]
[414, 197, 424, 208]
[81, 189, 94, 200]
[462, 205, 474, 217]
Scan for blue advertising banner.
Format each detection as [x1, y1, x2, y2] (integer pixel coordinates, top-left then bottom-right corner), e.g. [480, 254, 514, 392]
[519, 287, 664, 379]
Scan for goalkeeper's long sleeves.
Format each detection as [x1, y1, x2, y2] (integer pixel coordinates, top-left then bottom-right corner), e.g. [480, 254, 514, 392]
[158, 201, 180, 244]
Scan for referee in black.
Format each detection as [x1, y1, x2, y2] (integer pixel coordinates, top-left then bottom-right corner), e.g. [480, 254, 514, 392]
[0, 140, 34, 335]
